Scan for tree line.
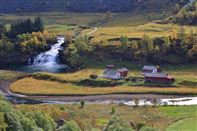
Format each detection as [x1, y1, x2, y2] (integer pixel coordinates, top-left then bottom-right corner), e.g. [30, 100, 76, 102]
[61, 27, 197, 69]
[169, 0, 197, 25]
[0, 17, 56, 65]
[8, 17, 44, 38]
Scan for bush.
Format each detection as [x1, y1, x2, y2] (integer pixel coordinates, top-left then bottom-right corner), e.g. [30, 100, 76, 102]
[140, 126, 159, 131]
[80, 100, 85, 109]
[90, 74, 98, 79]
[32, 73, 67, 83]
[110, 107, 116, 115]
[76, 79, 123, 87]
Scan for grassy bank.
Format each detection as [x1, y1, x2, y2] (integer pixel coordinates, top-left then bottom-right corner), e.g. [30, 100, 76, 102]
[0, 70, 24, 80]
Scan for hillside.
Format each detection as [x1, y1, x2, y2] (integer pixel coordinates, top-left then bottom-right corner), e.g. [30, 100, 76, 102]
[0, 0, 182, 13]
[167, 0, 197, 25]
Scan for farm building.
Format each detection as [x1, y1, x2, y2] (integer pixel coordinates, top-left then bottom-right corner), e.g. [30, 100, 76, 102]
[102, 65, 128, 80]
[144, 73, 174, 84]
[142, 65, 160, 76]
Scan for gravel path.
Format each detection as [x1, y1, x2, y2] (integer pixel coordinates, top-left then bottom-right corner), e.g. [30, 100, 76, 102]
[28, 94, 186, 103]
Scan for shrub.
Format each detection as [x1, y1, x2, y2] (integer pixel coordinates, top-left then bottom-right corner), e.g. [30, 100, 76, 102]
[80, 100, 85, 109]
[140, 126, 159, 131]
[32, 73, 67, 83]
[110, 107, 116, 115]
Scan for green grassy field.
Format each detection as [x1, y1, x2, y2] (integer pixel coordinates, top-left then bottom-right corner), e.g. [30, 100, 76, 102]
[0, 12, 176, 36]
[2, 12, 197, 42]
[160, 106, 197, 131]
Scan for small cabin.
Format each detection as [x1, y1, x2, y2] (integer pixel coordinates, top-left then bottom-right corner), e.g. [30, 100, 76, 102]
[103, 65, 128, 80]
[144, 73, 174, 84]
[142, 65, 160, 76]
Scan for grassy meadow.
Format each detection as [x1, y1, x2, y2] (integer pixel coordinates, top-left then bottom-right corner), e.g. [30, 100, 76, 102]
[0, 12, 185, 37]
[2, 12, 197, 42]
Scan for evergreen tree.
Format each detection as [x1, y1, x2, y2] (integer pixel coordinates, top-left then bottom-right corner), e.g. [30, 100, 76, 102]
[0, 23, 7, 38]
[34, 17, 44, 32]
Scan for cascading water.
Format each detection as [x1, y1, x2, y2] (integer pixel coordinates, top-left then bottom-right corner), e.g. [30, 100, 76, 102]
[28, 37, 67, 72]
[32, 37, 64, 65]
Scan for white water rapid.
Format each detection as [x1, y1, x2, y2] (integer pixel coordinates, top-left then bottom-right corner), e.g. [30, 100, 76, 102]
[28, 37, 66, 72]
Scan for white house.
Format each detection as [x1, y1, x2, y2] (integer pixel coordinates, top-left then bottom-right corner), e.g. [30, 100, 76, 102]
[103, 67, 128, 80]
[142, 65, 160, 76]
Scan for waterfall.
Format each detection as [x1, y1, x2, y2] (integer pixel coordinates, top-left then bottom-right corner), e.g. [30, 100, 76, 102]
[28, 37, 66, 72]
[32, 37, 64, 66]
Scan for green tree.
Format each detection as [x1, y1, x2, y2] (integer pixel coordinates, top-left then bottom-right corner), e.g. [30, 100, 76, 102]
[162, 36, 171, 48]
[0, 23, 7, 38]
[74, 36, 88, 54]
[110, 106, 116, 115]
[120, 36, 129, 52]
[63, 43, 81, 69]
[174, 3, 181, 14]
[57, 120, 82, 131]
[20, 117, 38, 131]
[0, 113, 7, 131]
[131, 40, 138, 50]
[104, 117, 133, 131]
[141, 34, 154, 53]
[5, 112, 23, 131]
[33, 111, 56, 131]
[34, 17, 44, 32]
[80, 100, 85, 109]
[178, 27, 186, 45]
[0, 39, 14, 57]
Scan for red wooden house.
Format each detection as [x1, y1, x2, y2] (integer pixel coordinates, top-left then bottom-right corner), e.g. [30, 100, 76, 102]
[144, 73, 174, 84]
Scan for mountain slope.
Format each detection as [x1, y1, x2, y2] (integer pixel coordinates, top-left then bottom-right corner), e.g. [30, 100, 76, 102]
[0, 0, 181, 13]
